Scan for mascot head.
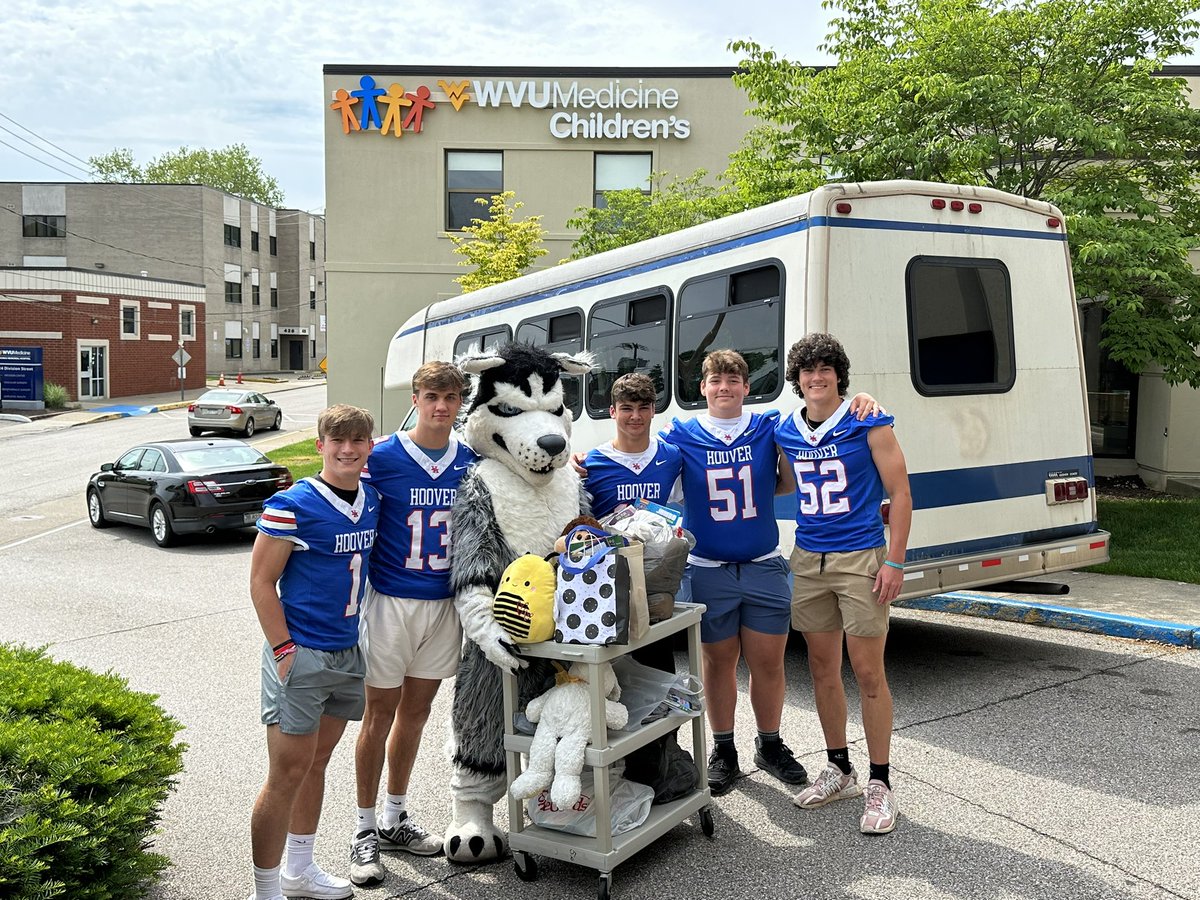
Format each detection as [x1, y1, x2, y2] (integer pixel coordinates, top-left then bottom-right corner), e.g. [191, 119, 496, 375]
[459, 342, 593, 486]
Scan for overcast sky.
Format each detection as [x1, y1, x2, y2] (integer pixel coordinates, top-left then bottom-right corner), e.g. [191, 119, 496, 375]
[0, 1, 1195, 214]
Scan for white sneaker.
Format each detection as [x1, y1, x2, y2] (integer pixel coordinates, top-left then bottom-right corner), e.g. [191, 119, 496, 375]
[793, 763, 863, 809]
[280, 862, 353, 899]
[860, 779, 898, 834]
[349, 829, 386, 886]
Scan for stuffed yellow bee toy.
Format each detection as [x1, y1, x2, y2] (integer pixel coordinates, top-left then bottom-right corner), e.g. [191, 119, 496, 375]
[492, 553, 556, 643]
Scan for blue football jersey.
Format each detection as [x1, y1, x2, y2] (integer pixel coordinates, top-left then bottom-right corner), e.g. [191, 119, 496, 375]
[361, 431, 477, 600]
[774, 400, 895, 553]
[584, 438, 682, 520]
[661, 411, 782, 562]
[257, 477, 380, 651]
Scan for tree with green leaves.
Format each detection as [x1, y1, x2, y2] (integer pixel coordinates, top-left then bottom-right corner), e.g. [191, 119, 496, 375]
[731, 0, 1200, 386]
[89, 143, 285, 206]
[447, 191, 548, 293]
[566, 170, 741, 259]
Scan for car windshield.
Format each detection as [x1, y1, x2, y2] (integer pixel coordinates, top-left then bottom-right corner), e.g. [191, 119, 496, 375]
[174, 445, 270, 471]
[199, 391, 246, 404]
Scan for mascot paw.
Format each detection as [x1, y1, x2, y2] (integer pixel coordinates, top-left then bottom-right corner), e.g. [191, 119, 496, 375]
[444, 820, 508, 864]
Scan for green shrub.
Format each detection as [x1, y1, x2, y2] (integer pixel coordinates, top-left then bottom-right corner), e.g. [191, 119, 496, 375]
[42, 383, 68, 410]
[0, 645, 186, 899]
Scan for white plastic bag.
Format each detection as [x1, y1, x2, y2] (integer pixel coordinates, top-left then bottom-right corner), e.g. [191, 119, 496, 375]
[611, 655, 704, 732]
[526, 770, 654, 837]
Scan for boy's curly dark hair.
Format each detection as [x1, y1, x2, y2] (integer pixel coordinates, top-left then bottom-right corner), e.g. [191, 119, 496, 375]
[784, 333, 851, 398]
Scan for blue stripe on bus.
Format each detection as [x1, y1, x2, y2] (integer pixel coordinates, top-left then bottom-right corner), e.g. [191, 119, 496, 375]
[396, 213, 1067, 340]
[810, 215, 1068, 242]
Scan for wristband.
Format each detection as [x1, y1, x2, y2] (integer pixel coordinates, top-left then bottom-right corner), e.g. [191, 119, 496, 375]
[883, 560, 904, 570]
[272, 638, 293, 652]
[273, 640, 297, 661]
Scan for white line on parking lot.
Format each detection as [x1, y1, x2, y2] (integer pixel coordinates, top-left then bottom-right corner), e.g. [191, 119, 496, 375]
[0, 518, 87, 552]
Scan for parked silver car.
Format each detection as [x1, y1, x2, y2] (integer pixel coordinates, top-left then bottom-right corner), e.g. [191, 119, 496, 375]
[188, 389, 282, 437]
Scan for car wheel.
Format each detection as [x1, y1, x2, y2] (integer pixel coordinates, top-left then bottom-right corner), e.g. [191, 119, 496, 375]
[272, 412, 282, 431]
[87, 489, 111, 528]
[189, 426, 203, 436]
[244, 417, 256, 438]
[150, 502, 176, 547]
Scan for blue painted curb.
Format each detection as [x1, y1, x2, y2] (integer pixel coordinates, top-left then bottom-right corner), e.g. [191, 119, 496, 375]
[84, 404, 160, 417]
[895, 592, 1200, 648]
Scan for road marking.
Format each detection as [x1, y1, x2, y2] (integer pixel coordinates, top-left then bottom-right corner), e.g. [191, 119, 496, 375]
[0, 518, 87, 552]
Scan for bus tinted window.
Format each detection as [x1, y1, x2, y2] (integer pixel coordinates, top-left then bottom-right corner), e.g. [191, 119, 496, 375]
[453, 325, 511, 358]
[517, 310, 584, 418]
[586, 292, 671, 417]
[906, 257, 1015, 395]
[676, 263, 784, 406]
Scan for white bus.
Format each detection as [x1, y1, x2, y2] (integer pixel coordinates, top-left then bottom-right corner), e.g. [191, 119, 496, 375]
[384, 180, 1109, 598]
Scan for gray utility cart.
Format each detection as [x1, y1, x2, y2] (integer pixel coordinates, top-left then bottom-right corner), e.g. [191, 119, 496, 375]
[502, 601, 715, 900]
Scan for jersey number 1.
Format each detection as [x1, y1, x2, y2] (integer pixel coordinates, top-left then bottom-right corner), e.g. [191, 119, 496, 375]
[344, 553, 363, 617]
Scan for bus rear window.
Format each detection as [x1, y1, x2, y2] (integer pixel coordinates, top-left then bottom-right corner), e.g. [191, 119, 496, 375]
[906, 257, 1015, 395]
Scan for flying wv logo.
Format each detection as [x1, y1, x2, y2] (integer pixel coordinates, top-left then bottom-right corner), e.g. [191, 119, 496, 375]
[438, 80, 472, 111]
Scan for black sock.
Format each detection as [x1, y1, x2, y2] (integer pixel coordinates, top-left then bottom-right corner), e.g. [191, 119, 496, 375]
[757, 729, 780, 746]
[827, 747, 852, 775]
[869, 762, 891, 788]
[713, 730, 735, 756]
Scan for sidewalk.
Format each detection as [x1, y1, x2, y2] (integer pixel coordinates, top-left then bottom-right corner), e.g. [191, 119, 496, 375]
[0, 373, 325, 435]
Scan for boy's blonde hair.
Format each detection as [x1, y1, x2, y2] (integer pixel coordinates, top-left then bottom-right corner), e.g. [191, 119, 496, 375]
[413, 360, 469, 395]
[701, 349, 749, 382]
[317, 404, 375, 442]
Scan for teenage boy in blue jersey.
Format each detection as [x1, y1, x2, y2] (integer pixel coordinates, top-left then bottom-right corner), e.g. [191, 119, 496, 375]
[662, 349, 811, 795]
[248, 404, 380, 900]
[775, 333, 911, 835]
[349, 361, 476, 886]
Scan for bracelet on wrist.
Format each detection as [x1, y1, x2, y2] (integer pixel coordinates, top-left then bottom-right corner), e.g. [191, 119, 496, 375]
[272, 638, 293, 652]
[883, 560, 904, 570]
[273, 641, 297, 661]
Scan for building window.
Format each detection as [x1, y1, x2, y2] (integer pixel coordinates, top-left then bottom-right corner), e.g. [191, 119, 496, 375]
[269, 235, 277, 256]
[119, 301, 140, 339]
[676, 263, 784, 407]
[587, 292, 671, 416]
[270, 339, 278, 359]
[517, 311, 584, 418]
[310, 339, 317, 358]
[309, 290, 316, 310]
[447, 150, 503, 231]
[270, 287, 278, 308]
[253, 339, 261, 359]
[309, 240, 316, 260]
[225, 281, 243, 304]
[594, 153, 652, 208]
[252, 283, 261, 305]
[22, 214, 65, 238]
[180, 308, 195, 339]
[453, 325, 511, 358]
[251, 230, 260, 251]
[225, 338, 243, 359]
[906, 256, 1015, 395]
[224, 223, 241, 247]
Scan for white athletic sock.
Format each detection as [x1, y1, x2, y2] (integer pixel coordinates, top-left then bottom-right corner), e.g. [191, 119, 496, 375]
[283, 833, 315, 878]
[380, 793, 407, 829]
[253, 864, 281, 900]
[356, 806, 377, 835]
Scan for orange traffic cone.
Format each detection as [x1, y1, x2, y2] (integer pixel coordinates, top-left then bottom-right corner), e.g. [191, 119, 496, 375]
[237, 371, 244, 385]
[218, 373, 225, 386]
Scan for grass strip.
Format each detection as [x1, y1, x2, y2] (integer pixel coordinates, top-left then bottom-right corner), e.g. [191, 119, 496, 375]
[1088, 497, 1200, 584]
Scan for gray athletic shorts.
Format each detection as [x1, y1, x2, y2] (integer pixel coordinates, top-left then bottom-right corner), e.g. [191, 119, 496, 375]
[260, 642, 365, 735]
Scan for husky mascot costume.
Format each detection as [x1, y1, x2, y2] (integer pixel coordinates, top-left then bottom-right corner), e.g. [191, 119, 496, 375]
[445, 341, 594, 863]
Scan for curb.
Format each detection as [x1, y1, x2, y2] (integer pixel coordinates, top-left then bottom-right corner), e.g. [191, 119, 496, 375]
[896, 592, 1200, 648]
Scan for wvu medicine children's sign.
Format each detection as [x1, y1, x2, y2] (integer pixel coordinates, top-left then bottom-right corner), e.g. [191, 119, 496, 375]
[330, 76, 691, 141]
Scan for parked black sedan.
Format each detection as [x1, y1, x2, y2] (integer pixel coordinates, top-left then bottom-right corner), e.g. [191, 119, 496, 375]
[86, 438, 293, 547]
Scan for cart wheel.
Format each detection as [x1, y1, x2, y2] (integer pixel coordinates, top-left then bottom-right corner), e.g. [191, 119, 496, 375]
[514, 851, 538, 882]
[598, 872, 611, 900]
[700, 805, 715, 838]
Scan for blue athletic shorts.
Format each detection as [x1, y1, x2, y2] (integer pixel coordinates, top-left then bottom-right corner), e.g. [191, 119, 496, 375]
[685, 556, 791, 643]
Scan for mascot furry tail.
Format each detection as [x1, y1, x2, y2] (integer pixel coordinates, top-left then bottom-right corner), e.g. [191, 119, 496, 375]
[445, 341, 593, 863]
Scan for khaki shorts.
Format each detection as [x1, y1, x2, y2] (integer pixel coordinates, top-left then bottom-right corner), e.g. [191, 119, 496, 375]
[360, 585, 463, 687]
[789, 545, 889, 638]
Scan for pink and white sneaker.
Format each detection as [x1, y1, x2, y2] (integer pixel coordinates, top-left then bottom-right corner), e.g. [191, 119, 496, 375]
[793, 763, 863, 809]
[860, 779, 898, 834]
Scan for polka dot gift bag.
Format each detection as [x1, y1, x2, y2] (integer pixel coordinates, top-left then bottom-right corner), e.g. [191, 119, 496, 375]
[554, 524, 631, 645]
